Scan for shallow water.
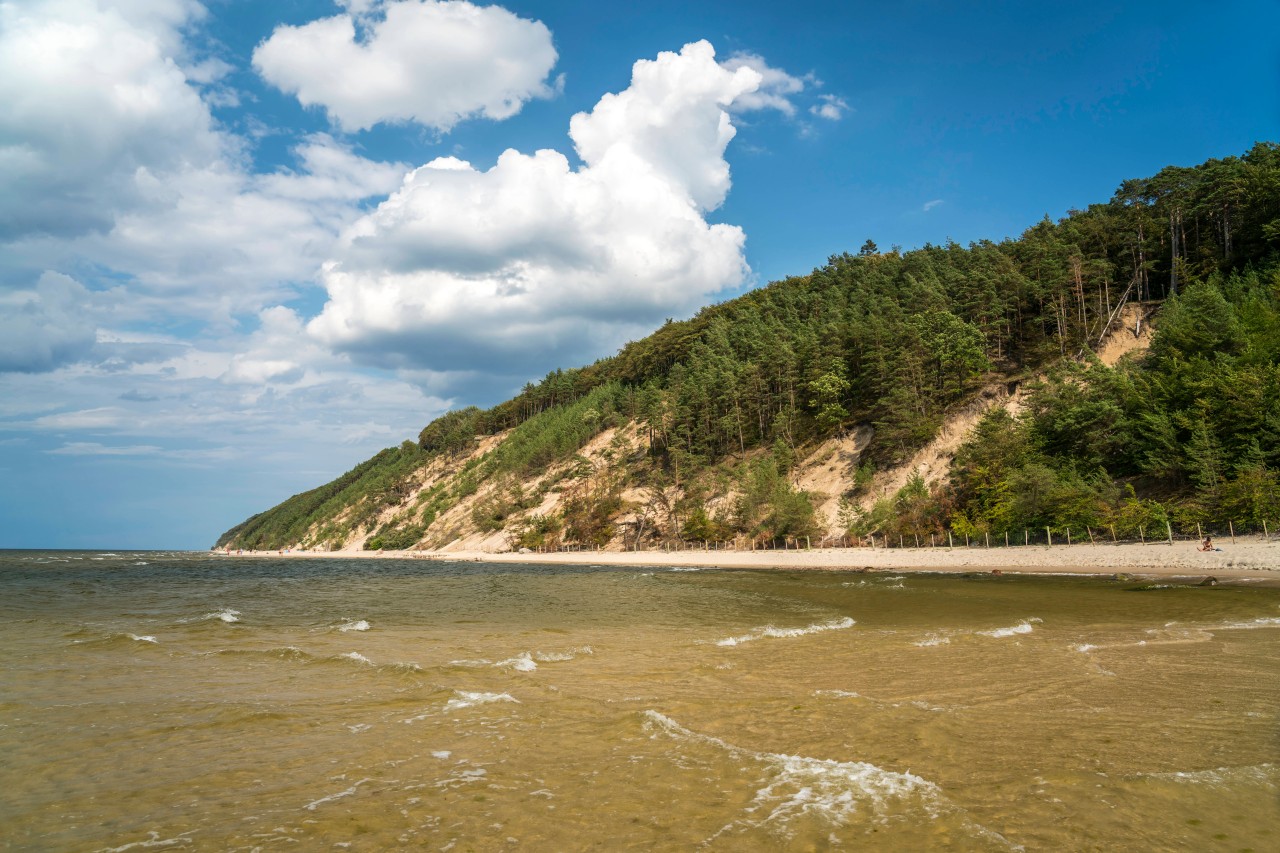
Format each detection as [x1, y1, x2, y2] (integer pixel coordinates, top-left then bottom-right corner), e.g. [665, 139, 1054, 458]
[1, 551, 1278, 851]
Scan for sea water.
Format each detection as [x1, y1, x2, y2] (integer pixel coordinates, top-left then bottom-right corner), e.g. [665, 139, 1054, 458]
[1, 551, 1277, 851]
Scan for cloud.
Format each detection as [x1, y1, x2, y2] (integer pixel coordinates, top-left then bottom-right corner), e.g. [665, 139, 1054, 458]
[720, 52, 808, 116]
[0, 2, 409, 327]
[47, 442, 163, 456]
[0, 0, 222, 242]
[253, 0, 559, 132]
[307, 40, 761, 374]
[811, 93, 850, 121]
[922, 198, 944, 212]
[0, 273, 97, 373]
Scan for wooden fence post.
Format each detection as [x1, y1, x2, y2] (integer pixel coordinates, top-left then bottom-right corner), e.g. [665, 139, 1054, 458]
[1046, 527, 1052, 547]
[1166, 521, 1174, 545]
[948, 531, 953, 548]
[1229, 521, 1236, 544]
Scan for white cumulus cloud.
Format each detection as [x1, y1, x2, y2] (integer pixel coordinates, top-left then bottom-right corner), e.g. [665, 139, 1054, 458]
[0, 0, 221, 241]
[0, 1, 409, 328]
[720, 52, 808, 116]
[253, 0, 559, 132]
[307, 40, 762, 374]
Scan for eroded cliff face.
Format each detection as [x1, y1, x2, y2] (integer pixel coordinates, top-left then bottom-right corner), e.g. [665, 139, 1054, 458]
[275, 307, 1157, 555]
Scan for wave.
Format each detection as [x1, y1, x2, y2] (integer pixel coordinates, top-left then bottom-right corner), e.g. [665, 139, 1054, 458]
[1141, 762, 1277, 790]
[489, 646, 594, 671]
[977, 618, 1042, 638]
[177, 608, 240, 624]
[1215, 616, 1280, 631]
[495, 653, 538, 672]
[339, 651, 373, 665]
[913, 633, 951, 647]
[304, 777, 371, 811]
[338, 619, 370, 632]
[715, 617, 856, 647]
[70, 632, 164, 649]
[642, 711, 1016, 846]
[534, 646, 592, 662]
[444, 691, 519, 712]
[96, 830, 195, 852]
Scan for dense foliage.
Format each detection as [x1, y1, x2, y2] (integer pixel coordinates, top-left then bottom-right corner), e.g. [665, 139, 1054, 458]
[217, 143, 1280, 550]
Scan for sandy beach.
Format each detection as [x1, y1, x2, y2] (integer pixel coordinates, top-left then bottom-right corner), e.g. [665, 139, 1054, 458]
[224, 538, 1280, 584]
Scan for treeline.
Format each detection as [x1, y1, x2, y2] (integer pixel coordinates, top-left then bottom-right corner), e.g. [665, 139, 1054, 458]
[856, 267, 1280, 542]
[465, 142, 1280, 473]
[216, 143, 1280, 550]
[214, 440, 429, 550]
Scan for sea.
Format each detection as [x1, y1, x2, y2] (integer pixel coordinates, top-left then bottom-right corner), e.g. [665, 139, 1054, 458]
[1, 551, 1277, 852]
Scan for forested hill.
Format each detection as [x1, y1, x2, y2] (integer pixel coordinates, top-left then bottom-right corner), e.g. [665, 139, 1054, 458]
[217, 143, 1280, 552]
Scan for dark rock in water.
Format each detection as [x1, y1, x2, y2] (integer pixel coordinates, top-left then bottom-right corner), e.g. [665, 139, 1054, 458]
[1198, 576, 1219, 587]
[1112, 573, 1134, 582]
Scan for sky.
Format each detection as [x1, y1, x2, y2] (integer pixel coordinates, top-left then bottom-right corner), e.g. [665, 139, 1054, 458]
[1, 0, 1277, 549]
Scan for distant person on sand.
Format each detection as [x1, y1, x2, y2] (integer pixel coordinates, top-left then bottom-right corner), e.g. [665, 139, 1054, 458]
[1199, 536, 1222, 552]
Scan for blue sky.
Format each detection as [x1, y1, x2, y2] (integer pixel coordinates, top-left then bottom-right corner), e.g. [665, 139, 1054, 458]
[1, 0, 1276, 549]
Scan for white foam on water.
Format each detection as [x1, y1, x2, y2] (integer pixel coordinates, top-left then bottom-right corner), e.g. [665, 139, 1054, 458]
[444, 691, 519, 712]
[193, 608, 241, 624]
[716, 617, 856, 647]
[338, 619, 370, 632]
[1216, 616, 1280, 631]
[340, 651, 373, 665]
[96, 831, 194, 851]
[642, 710, 1018, 847]
[495, 652, 537, 671]
[1072, 643, 1098, 653]
[814, 690, 951, 713]
[1144, 762, 1277, 789]
[670, 566, 702, 572]
[534, 646, 593, 663]
[304, 778, 371, 811]
[345, 724, 372, 734]
[913, 632, 951, 647]
[128, 634, 158, 644]
[433, 767, 488, 789]
[383, 661, 424, 674]
[432, 751, 452, 759]
[842, 577, 906, 589]
[978, 617, 1041, 638]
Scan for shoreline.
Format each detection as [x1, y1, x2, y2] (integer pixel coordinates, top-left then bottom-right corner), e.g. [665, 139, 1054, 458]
[217, 539, 1280, 585]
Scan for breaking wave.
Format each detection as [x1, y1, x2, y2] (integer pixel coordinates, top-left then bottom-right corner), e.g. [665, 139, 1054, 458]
[715, 617, 856, 647]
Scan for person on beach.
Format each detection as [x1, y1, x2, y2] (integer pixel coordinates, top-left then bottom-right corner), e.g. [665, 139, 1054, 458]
[1200, 536, 1222, 552]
